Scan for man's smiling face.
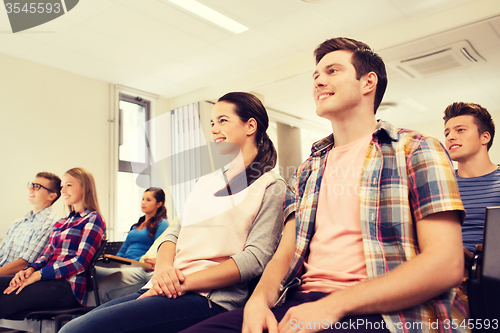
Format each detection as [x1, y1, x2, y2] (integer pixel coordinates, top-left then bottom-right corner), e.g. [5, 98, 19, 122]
[444, 114, 488, 162]
[312, 50, 364, 120]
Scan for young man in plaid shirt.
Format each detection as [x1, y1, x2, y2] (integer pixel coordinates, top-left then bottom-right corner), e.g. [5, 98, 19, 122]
[183, 37, 469, 333]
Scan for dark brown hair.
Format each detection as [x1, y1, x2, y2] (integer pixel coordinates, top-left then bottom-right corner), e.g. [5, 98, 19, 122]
[443, 102, 495, 150]
[131, 187, 167, 238]
[314, 37, 387, 114]
[36, 171, 61, 204]
[215, 92, 277, 196]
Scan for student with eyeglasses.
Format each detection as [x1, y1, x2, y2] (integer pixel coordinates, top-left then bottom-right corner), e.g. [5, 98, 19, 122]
[0, 167, 106, 318]
[0, 172, 61, 276]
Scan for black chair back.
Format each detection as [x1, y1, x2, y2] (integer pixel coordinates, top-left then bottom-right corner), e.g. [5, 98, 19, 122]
[468, 206, 500, 332]
[100, 241, 123, 257]
[480, 207, 500, 322]
[89, 239, 108, 306]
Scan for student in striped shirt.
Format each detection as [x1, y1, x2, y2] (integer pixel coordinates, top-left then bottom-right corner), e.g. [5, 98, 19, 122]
[0, 172, 61, 276]
[0, 167, 106, 318]
[443, 102, 500, 254]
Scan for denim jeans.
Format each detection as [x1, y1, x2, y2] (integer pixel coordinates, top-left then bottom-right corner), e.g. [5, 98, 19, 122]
[59, 289, 227, 333]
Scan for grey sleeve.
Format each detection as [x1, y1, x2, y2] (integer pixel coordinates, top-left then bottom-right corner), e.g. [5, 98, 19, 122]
[160, 219, 181, 247]
[231, 179, 286, 282]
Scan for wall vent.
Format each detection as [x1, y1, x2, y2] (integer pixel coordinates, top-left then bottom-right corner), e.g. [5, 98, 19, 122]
[389, 40, 485, 79]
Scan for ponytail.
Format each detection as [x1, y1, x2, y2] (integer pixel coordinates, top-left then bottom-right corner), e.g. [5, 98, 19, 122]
[249, 131, 277, 184]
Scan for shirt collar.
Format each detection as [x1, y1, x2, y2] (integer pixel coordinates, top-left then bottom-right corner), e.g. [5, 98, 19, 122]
[373, 120, 399, 142]
[69, 208, 91, 218]
[310, 120, 399, 156]
[26, 205, 52, 220]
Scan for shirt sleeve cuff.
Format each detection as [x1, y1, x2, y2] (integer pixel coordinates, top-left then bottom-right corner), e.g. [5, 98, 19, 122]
[40, 266, 55, 280]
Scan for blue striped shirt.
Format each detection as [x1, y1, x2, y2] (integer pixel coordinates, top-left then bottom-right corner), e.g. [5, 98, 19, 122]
[456, 166, 500, 253]
[0, 206, 59, 267]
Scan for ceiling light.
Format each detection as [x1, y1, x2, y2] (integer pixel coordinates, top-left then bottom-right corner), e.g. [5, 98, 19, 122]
[165, 0, 248, 34]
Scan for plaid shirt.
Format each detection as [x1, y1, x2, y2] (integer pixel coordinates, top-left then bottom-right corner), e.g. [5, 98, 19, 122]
[29, 209, 106, 304]
[283, 121, 468, 333]
[0, 206, 59, 267]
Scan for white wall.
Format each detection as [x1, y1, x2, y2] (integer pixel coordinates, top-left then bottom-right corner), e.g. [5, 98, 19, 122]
[0, 53, 178, 241]
[0, 53, 111, 237]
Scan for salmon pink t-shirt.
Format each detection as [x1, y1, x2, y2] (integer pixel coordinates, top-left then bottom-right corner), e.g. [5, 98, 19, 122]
[299, 134, 371, 293]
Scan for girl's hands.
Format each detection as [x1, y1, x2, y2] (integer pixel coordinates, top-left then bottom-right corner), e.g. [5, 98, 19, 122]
[142, 258, 156, 272]
[4, 268, 41, 295]
[8, 267, 34, 288]
[149, 266, 185, 298]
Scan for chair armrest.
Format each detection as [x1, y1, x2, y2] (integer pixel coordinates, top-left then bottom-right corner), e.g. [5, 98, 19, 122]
[102, 254, 152, 268]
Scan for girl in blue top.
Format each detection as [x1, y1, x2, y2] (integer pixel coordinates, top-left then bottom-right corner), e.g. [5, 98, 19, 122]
[116, 188, 169, 261]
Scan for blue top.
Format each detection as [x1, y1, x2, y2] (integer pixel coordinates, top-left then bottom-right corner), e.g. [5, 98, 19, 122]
[116, 218, 168, 261]
[456, 166, 500, 253]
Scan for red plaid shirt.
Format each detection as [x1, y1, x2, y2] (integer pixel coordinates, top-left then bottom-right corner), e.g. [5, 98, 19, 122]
[29, 209, 105, 304]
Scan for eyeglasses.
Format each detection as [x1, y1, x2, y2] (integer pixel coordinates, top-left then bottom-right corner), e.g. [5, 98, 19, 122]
[28, 182, 54, 193]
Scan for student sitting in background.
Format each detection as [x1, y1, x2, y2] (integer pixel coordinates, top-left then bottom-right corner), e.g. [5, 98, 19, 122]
[94, 217, 177, 304]
[93, 189, 170, 304]
[443, 102, 500, 311]
[443, 102, 500, 255]
[0, 172, 61, 276]
[0, 167, 106, 318]
[94, 187, 168, 305]
[115, 188, 169, 261]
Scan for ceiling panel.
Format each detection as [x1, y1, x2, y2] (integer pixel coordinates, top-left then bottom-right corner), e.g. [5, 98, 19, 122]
[61, 0, 116, 24]
[260, 8, 348, 52]
[83, 5, 209, 59]
[308, 0, 404, 35]
[121, 0, 232, 43]
[1, 0, 500, 131]
[181, 44, 246, 72]
[199, 0, 304, 26]
[429, 20, 500, 52]
[47, 27, 156, 67]
[388, 0, 476, 19]
[215, 28, 300, 66]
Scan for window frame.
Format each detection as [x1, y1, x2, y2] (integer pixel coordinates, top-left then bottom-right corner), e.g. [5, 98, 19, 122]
[118, 93, 152, 174]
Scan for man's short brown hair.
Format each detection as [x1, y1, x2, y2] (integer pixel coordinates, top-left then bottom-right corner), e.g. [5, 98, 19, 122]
[36, 171, 61, 204]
